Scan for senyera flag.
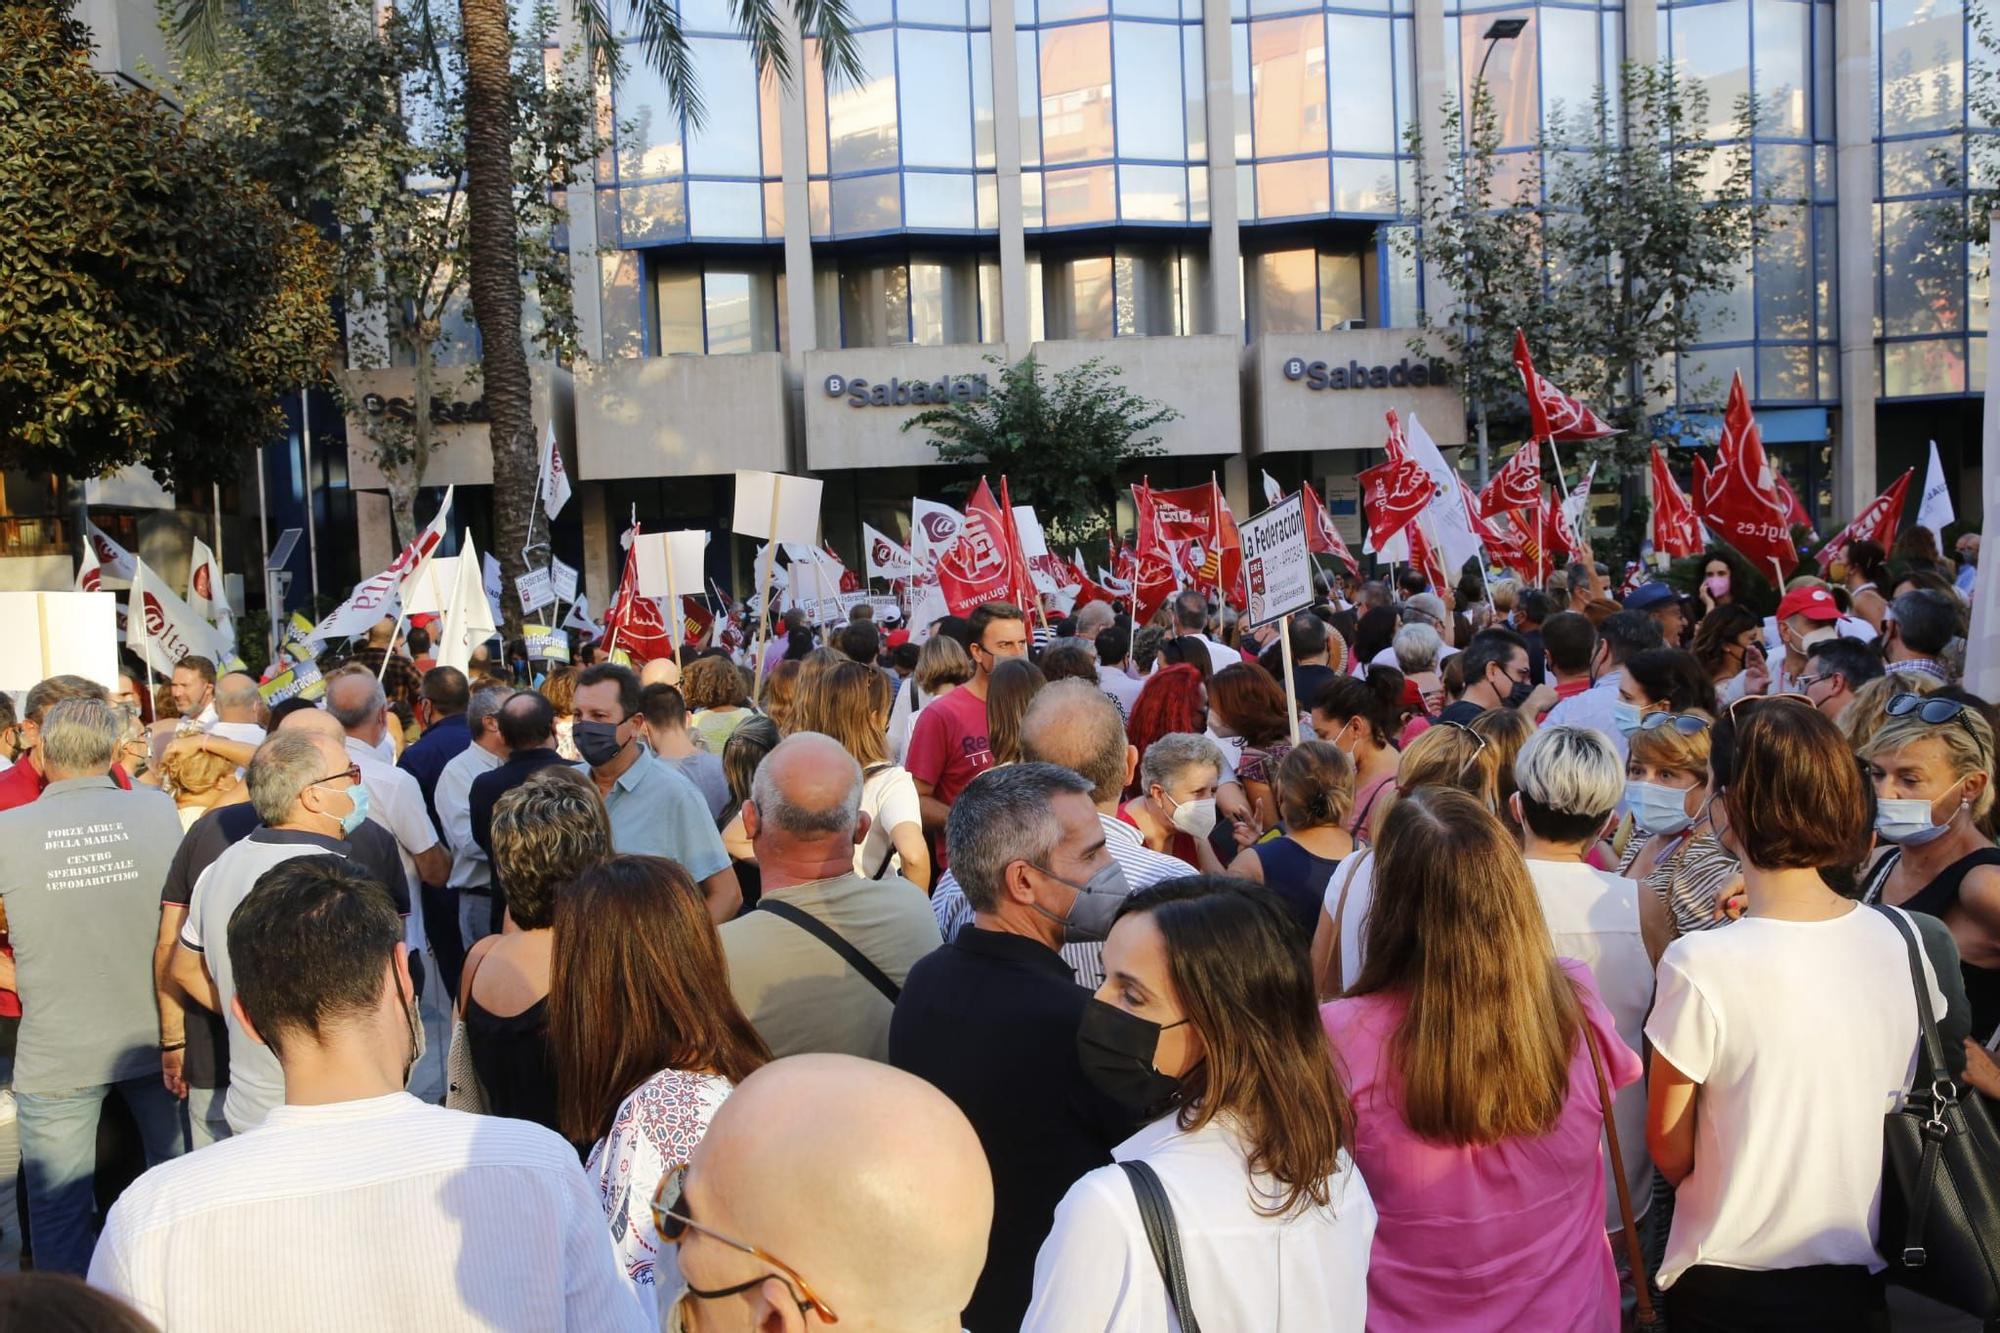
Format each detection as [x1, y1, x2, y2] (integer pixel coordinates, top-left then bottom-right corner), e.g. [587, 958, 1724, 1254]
[1816, 469, 1913, 573]
[1692, 370, 1799, 575]
[1649, 446, 1705, 559]
[1513, 329, 1617, 442]
[1481, 443, 1542, 518]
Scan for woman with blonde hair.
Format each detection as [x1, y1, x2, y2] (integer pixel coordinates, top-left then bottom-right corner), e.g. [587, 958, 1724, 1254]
[1471, 706, 1535, 841]
[887, 633, 974, 761]
[158, 745, 241, 830]
[787, 659, 931, 890]
[1228, 741, 1355, 939]
[539, 664, 581, 761]
[1617, 709, 1737, 956]
[1837, 669, 1939, 750]
[757, 658, 801, 732]
[1323, 788, 1640, 1330]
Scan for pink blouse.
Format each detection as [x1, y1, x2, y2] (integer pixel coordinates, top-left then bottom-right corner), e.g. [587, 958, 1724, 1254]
[1320, 961, 1641, 1332]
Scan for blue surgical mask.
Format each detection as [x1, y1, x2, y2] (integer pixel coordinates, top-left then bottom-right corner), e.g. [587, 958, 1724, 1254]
[1612, 700, 1645, 737]
[337, 780, 371, 837]
[1626, 780, 1694, 836]
[1876, 793, 1961, 846]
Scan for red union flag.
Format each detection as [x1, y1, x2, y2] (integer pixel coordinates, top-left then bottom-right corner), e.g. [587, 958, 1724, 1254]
[1513, 329, 1617, 442]
[1130, 481, 1179, 623]
[1816, 469, 1912, 573]
[603, 525, 675, 661]
[1650, 446, 1705, 558]
[1143, 483, 1220, 545]
[1693, 371, 1799, 574]
[1302, 482, 1358, 577]
[937, 479, 1018, 615]
[1358, 453, 1432, 553]
[1480, 443, 1542, 518]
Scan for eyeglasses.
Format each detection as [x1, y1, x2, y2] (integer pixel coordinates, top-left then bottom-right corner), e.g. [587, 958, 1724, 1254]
[1885, 692, 1981, 739]
[1637, 712, 1711, 734]
[1724, 693, 1814, 727]
[651, 1164, 839, 1324]
[312, 763, 363, 787]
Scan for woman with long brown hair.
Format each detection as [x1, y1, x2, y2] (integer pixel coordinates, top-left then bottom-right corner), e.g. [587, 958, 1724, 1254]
[1024, 877, 1375, 1330]
[1207, 663, 1295, 830]
[1322, 788, 1640, 1331]
[787, 659, 931, 889]
[985, 655, 1047, 767]
[550, 854, 770, 1318]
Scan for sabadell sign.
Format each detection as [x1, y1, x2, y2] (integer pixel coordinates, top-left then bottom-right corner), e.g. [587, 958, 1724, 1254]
[1282, 356, 1449, 392]
[824, 373, 991, 408]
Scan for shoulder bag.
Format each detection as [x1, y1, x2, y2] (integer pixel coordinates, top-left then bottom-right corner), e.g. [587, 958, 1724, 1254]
[1323, 852, 1370, 997]
[1119, 1159, 1202, 1333]
[1584, 1023, 1661, 1329]
[757, 898, 901, 1002]
[1872, 904, 2000, 1322]
[445, 943, 492, 1115]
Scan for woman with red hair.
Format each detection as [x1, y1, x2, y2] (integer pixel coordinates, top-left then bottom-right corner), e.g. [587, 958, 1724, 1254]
[1123, 664, 1207, 799]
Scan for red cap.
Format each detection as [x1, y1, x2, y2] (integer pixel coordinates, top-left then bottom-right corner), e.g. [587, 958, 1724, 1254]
[1776, 586, 1839, 623]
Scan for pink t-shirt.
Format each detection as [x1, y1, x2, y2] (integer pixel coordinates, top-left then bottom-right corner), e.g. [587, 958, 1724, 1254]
[1321, 961, 1641, 1332]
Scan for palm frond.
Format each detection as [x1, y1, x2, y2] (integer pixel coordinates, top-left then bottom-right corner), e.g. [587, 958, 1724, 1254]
[789, 0, 862, 89]
[620, 0, 701, 125]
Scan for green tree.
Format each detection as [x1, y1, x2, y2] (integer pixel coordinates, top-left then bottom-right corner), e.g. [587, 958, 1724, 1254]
[183, 0, 599, 549]
[0, 0, 335, 488]
[1919, 0, 1992, 280]
[901, 354, 1175, 544]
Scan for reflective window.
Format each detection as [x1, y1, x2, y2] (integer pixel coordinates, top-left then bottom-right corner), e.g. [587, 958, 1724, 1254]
[1670, 0, 1749, 141]
[1252, 250, 1318, 335]
[1114, 21, 1186, 160]
[900, 29, 975, 168]
[905, 172, 978, 229]
[1040, 23, 1115, 164]
[684, 38, 763, 176]
[909, 257, 984, 343]
[650, 263, 781, 355]
[1327, 15, 1395, 153]
[1754, 0, 1809, 137]
[832, 173, 903, 233]
[1879, 0, 1964, 134]
[657, 270, 704, 355]
[1458, 10, 1538, 147]
[1120, 165, 1189, 223]
[840, 261, 914, 346]
[830, 30, 901, 173]
[1250, 16, 1327, 156]
[689, 180, 765, 237]
[1318, 252, 1363, 328]
[1537, 7, 1602, 139]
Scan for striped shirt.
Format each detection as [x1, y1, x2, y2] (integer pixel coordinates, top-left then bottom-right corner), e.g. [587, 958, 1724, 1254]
[931, 814, 1197, 988]
[89, 1093, 649, 1332]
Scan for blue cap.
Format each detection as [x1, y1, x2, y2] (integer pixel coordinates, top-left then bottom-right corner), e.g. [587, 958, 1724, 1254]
[1623, 581, 1678, 612]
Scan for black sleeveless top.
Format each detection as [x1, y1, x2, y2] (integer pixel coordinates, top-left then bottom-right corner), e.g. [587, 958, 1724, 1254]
[464, 993, 560, 1134]
[1864, 847, 2000, 1042]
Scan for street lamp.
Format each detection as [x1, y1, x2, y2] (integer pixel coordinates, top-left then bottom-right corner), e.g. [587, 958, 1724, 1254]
[1465, 15, 1527, 487]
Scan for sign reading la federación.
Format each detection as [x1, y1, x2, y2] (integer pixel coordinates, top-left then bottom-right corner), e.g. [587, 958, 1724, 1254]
[1239, 495, 1314, 629]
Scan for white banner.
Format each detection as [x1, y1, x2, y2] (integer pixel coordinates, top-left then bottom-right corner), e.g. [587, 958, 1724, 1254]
[1919, 438, 1955, 535]
[911, 499, 965, 569]
[634, 531, 710, 602]
[1238, 496, 1314, 628]
[732, 470, 823, 544]
[537, 422, 573, 519]
[515, 567, 556, 613]
[551, 557, 579, 604]
[84, 521, 138, 584]
[1405, 413, 1484, 576]
[127, 560, 226, 675]
[439, 534, 498, 674]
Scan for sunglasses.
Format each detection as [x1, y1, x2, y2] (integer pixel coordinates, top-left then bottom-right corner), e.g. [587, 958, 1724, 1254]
[1885, 692, 1981, 738]
[1436, 719, 1490, 778]
[1638, 712, 1711, 734]
[1724, 693, 1814, 727]
[652, 1164, 839, 1324]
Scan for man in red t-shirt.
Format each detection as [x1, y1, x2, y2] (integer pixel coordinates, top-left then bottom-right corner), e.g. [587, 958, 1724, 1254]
[906, 602, 1029, 851]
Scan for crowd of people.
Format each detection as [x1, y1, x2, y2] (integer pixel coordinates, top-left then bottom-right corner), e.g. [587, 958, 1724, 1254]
[0, 527, 1992, 1331]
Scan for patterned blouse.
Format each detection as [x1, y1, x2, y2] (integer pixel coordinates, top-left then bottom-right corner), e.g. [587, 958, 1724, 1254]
[1618, 827, 1741, 937]
[585, 1068, 735, 1318]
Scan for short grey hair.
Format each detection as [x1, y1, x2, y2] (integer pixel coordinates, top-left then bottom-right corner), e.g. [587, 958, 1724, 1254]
[39, 698, 123, 776]
[1139, 732, 1225, 794]
[1404, 593, 1448, 627]
[749, 733, 862, 835]
[248, 732, 332, 824]
[326, 670, 386, 728]
[1392, 623, 1443, 675]
[467, 685, 513, 734]
[216, 674, 262, 711]
[947, 762, 1094, 913]
[1074, 601, 1116, 637]
[1514, 725, 1624, 818]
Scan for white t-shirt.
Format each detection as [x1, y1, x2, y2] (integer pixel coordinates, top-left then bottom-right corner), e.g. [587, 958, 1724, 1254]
[1321, 847, 1375, 992]
[855, 764, 922, 880]
[1097, 664, 1145, 721]
[1525, 858, 1655, 1229]
[348, 738, 442, 950]
[1645, 904, 1943, 1286]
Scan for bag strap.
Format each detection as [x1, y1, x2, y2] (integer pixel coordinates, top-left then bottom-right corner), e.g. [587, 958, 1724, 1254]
[1870, 903, 1957, 1268]
[757, 898, 901, 1003]
[1585, 1023, 1661, 1328]
[1324, 853, 1368, 997]
[1119, 1160, 1202, 1333]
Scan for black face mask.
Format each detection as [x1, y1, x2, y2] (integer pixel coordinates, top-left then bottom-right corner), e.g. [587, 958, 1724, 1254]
[572, 719, 627, 769]
[1504, 675, 1535, 709]
[1076, 996, 1188, 1118]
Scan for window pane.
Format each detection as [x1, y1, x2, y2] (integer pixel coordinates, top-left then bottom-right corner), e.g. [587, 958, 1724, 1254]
[1184, 25, 1207, 160]
[1382, 226, 1418, 328]
[1880, 0, 1965, 134]
[1257, 158, 1329, 218]
[1043, 164, 1117, 224]
[1884, 339, 1967, 395]
[689, 180, 764, 238]
[1231, 21, 1252, 161]
[1881, 201, 1964, 335]
[1758, 345, 1813, 400]
[832, 173, 902, 232]
[977, 171, 999, 228]
[1756, 205, 1811, 339]
[905, 172, 977, 228]
[900, 30, 975, 167]
[1041, 23, 1115, 164]
[1460, 10, 1537, 146]
[1537, 7, 1599, 140]
[685, 39, 763, 175]
[898, 0, 964, 22]
[1318, 251, 1363, 328]
[1069, 256, 1116, 339]
[617, 181, 687, 244]
[1332, 157, 1396, 214]
[1254, 249, 1317, 334]
[703, 271, 764, 355]
[654, 264, 702, 355]
[1670, 0, 1749, 141]
[1120, 164, 1188, 221]
[1018, 29, 1042, 166]
[1114, 21, 1186, 160]
[910, 258, 982, 344]
[1753, 0, 1809, 137]
[840, 262, 911, 346]
[1251, 16, 1328, 156]
[1328, 15, 1394, 153]
[830, 29, 900, 172]
[1039, 0, 1107, 20]
[1759, 142, 1810, 199]
[1115, 248, 1183, 335]
[972, 33, 997, 167]
[615, 65, 685, 179]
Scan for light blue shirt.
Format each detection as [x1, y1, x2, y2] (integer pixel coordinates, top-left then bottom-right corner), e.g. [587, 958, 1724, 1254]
[1541, 670, 1629, 761]
[601, 753, 730, 882]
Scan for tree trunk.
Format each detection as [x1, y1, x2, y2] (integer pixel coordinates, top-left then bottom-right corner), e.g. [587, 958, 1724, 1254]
[459, 0, 531, 640]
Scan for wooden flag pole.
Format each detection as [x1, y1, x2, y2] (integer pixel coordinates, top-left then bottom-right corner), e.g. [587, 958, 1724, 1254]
[664, 534, 684, 673]
[750, 486, 781, 699]
[1278, 612, 1301, 746]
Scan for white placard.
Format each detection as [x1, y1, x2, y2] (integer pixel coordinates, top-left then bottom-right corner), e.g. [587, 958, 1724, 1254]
[634, 531, 709, 602]
[0, 592, 120, 691]
[732, 471, 824, 544]
[1238, 495, 1314, 629]
[550, 557, 579, 604]
[515, 567, 556, 613]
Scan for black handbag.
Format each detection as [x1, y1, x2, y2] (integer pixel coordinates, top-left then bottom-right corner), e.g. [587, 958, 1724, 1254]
[1119, 1160, 1202, 1333]
[1873, 905, 2000, 1322]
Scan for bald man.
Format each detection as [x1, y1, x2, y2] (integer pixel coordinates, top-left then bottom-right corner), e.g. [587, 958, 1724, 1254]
[639, 657, 682, 690]
[717, 735, 941, 1060]
[669, 1054, 991, 1333]
[209, 673, 268, 746]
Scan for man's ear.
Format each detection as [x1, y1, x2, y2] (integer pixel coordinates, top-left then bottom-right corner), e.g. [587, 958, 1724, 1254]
[852, 810, 872, 848]
[393, 941, 414, 1006]
[741, 799, 762, 843]
[1122, 745, 1138, 788]
[231, 994, 269, 1050]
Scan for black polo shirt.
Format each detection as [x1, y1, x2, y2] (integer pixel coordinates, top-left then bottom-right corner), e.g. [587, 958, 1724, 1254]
[467, 747, 577, 866]
[888, 925, 1140, 1333]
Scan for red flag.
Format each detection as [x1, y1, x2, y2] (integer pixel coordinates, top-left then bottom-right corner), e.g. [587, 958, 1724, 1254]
[1212, 479, 1245, 610]
[936, 479, 1021, 616]
[1693, 371, 1799, 575]
[1649, 446, 1705, 558]
[1147, 483, 1220, 544]
[1130, 481, 1179, 624]
[1112, 541, 1136, 589]
[1302, 482, 1359, 577]
[679, 595, 716, 647]
[602, 526, 675, 661]
[1542, 487, 1578, 564]
[823, 544, 864, 595]
[1359, 453, 1434, 553]
[1815, 470, 1912, 572]
[1480, 443, 1542, 517]
[1406, 519, 1449, 593]
[1482, 510, 1543, 582]
[1773, 470, 1817, 541]
[997, 477, 1042, 614]
[1066, 559, 1119, 608]
[1513, 329, 1617, 441]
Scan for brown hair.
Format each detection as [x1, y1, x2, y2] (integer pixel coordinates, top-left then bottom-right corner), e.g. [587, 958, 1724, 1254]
[1840, 670, 1939, 751]
[549, 855, 770, 1146]
[1349, 788, 1583, 1144]
[1209, 663, 1292, 749]
[0, 1274, 160, 1332]
[1719, 701, 1871, 872]
[1625, 707, 1715, 778]
[1275, 740, 1354, 831]
[758, 659, 801, 729]
[1471, 707, 1535, 836]
[1119, 877, 1356, 1216]
[913, 635, 973, 694]
[682, 654, 750, 711]
[489, 768, 611, 929]
[786, 659, 892, 766]
[985, 656, 1047, 766]
[539, 664, 577, 716]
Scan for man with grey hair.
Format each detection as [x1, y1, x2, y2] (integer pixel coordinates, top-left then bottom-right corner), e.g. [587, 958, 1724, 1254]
[0, 673, 115, 811]
[890, 762, 1138, 1333]
[0, 697, 184, 1274]
[1512, 724, 1653, 1245]
[929, 682, 1193, 986]
[434, 686, 514, 952]
[208, 673, 268, 747]
[718, 733, 940, 1061]
[1074, 599, 1116, 641]
[1172, 588, 1238, 674]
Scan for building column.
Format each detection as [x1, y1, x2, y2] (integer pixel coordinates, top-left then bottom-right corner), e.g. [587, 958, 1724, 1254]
[580, 481, 613, 612]
[1203, 0, 1241, 339]
[778, 13, 818, 471]
[1834, 0, 1877, 518]
[1622, 0, 1658, 72]
[1412, 0, 1453, 320]
[992, 0, 1031, 343]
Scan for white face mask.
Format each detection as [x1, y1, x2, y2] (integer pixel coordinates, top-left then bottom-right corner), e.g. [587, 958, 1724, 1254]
[1164, 792, 1218, 840]
[1876, 791, 1964, 846]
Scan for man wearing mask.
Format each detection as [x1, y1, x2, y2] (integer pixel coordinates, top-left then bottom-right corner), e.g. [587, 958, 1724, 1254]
[1436, 627, 1555, 725]
[571, 663, 738, 922]
[1799, 637, 1885, 726]
[908, 601, 1028, 841]
[1882, 587, 1960, 685]
[889, 763, 1141, 1333]
[1773, 585, 1842, 692]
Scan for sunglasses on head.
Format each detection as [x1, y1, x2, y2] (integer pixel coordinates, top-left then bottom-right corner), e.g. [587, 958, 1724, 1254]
[1724, 693, 1814, 727]
[652, 1164, 839, 1324]
[1436, 719, 1490, 778]
[1638, 712, 1711, 734]
[1885, 692, 1980, 737]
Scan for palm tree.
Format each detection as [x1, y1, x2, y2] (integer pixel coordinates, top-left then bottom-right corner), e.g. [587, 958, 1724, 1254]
[175, 0, 860, 632]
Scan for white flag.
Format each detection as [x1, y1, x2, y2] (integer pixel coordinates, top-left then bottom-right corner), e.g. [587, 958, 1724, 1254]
[1562, 462, 1598, 542]
[863, 523, 918, 581]
[315, 487, 455, 640]
[439, 533, 498, 673]
[85, 521, 138, 585]
[911, 499, 965, 569]
[1918, 439, 1955, 535]
[127, 559, 226, 675]
[562, 595, 602, 638]
[186, 538, 240, 666]
[537, 422, 572, 519]
[1404, 413, 1484, 576]
[76, 539, 101, 593]
[1262, 470, 1285, 508]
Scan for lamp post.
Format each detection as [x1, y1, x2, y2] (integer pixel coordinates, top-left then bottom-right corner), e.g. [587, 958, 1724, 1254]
[1466, 16, 1527, 487]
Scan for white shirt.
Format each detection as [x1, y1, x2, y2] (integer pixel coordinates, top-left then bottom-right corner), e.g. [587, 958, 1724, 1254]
[886, 677, 924, 764]
[436, 742, 505, 891]
[208, 721, 268, 747]
[1525, 858, 1655, 1229]
[1097, 664, 1145, 721]
[1023, 1114, 1376, 1332]
[855, 764, 922, 880]
[347, 737, 441, 950]
[1542, 671, 1629, 760]
[1193, 634, 1241, 676]
[1321, 848, 1374, 992]
[1368, 643, 1460, 670]
[89, 1093, 650, 1332]
[1645, 905, 1943, 1287]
